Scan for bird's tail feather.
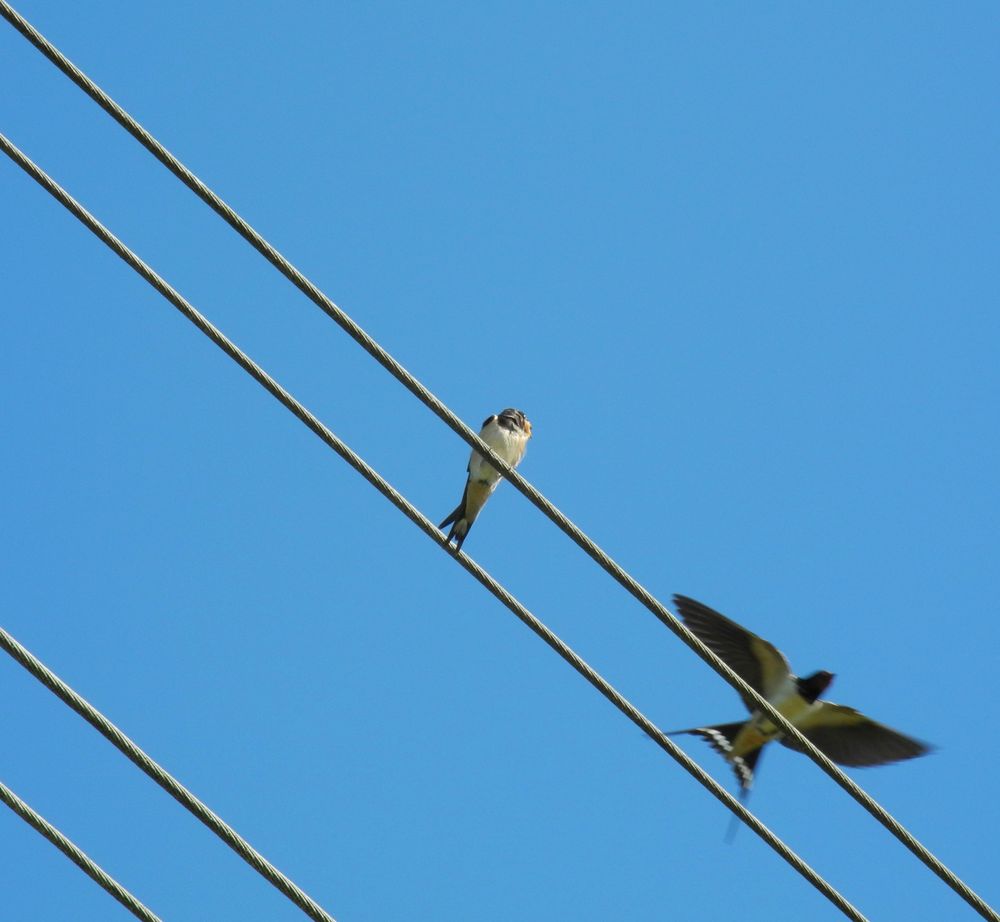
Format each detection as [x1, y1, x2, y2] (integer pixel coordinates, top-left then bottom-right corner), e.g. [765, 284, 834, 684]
[724, 789, 749, 844]
[439, 481, 472, 550]
[670, 722, 764, 843]
[439, 504, 470, 550]
[668, 721, 745, 757]
[438, 504, 463, 531]
[724, 748, 764, 844]
[669, 722, 763, 797]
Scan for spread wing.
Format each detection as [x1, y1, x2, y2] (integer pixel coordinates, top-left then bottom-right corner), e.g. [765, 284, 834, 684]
[673, 595, 791, 710]
[780, 702, 932, 766]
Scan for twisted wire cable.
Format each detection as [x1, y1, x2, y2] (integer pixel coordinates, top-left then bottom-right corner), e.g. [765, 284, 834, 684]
[0, 777, 162, 922]
[0, 621, 337, 922]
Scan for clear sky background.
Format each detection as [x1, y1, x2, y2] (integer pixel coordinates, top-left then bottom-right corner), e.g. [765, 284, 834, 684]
[2, 3, 998, 920]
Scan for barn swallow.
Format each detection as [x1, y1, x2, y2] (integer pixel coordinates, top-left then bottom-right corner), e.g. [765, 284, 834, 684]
[670, 594, 932, 803]
[439, 408, 532, 551]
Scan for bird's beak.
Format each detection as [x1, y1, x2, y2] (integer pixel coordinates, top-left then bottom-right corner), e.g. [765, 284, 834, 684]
[525, 420, 533, 437]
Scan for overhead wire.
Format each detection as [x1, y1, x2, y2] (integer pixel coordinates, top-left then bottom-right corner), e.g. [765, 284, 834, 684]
[0, 624, 337, 922]
[0, 130, 869, 922]
[0, 776, 162, 922]
[0, 6, 992, 918]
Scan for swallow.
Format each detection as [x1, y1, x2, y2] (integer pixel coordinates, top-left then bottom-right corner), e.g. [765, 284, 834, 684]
[439, 408, 532, 551]
[670, 594, 932, 803]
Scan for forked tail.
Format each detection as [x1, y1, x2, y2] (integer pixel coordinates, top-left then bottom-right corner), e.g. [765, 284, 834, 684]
[669, 721, 764, 841]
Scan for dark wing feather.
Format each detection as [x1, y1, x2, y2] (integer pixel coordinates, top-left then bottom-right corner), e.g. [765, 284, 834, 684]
[780, 703, 932, 766]
[673, 595, 791, 709]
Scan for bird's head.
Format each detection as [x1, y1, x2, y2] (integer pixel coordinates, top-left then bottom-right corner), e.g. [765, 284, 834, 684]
[797, 670, 835, 704]
[499, 408, 531, 438]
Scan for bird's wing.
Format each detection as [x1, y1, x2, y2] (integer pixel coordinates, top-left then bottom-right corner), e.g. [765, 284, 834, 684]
[465, 415, 498, 472]
[673, 595, 792, 709]
[779, 702, 932, 766]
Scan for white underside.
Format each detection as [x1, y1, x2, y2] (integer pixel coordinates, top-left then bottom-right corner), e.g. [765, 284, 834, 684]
[468, 419, 529, 487]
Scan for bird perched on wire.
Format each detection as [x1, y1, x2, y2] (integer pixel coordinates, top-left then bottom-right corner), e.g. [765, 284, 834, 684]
[670, 594, 931, 804]
[439, 408, 532, 551]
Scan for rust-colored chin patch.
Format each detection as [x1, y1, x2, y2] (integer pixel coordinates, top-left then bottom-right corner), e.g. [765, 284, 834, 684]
[524, 420, 533, 437]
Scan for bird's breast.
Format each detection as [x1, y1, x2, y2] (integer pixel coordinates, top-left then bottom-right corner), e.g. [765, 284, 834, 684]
[469, 424, 528, 480]
[730, 690, 820, 757]
[755, 694, 819, 736]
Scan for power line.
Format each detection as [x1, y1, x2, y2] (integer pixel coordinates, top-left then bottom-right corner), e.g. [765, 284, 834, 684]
[0, 777, 162, 922]
[0, 631, 338, 922]
[0, 131, 868, 922]
[0, 7, 989, 917]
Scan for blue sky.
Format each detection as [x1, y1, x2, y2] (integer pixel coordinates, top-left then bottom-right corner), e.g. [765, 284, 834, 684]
[2, 2, 998, 920]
